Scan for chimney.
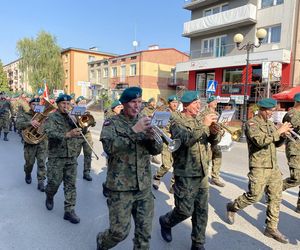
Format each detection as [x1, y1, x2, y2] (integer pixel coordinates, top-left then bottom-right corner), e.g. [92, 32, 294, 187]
[148, 44, 159, 50]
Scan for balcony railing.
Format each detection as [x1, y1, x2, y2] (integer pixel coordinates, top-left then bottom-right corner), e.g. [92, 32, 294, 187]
[190, 44, 235, 59]
[183, 0, 219, 10]
[183, 4, 257, 37]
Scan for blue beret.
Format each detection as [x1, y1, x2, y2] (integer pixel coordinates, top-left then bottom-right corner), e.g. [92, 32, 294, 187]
[111, 100, 122, 109]
[168, 95, 178, 103]
[207, 95, 217, 103]
[29, 97, 40, 104]
[119, 87, 142, 103]
[76, 96, 85, 103]
[56, 94, 72, 103]
[294, 93, 300, 102]
[181, 91, 200, 103]
[257, 98, 277, 109]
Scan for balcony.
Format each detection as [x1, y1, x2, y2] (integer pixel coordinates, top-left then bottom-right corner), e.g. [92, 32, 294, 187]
[183, 0, 219, 10]
[190, 44, 235, 59]
[183, 4, 257, 37]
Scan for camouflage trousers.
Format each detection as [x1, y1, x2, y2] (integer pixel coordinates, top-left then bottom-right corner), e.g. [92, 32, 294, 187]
[283, 155, 300, 205]
[210, 144, 222, 179]
[45, 157, 77, 212]
[232, 167, 282, 229]
[75, 132, 93, 175]
[24, 141, 47, 181]
[97, 188, 154, 250]
[0, 117, 10, 133]
[154, 143, 174, 186]
[161, 175, 209, 246]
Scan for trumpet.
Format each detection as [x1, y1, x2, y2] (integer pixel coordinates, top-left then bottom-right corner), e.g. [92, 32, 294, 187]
[212, 122, 241, 142]
[152, 125, 181, 152]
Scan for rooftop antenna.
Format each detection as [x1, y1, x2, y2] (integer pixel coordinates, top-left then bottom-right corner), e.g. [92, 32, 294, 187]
[132, 23, 139, 52]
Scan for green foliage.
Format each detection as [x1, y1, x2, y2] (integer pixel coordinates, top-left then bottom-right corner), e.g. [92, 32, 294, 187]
[0, 60, 9, 93]
[16, 30, 64, 93]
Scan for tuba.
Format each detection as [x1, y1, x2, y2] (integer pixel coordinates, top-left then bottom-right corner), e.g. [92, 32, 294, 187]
[22, 99, 56, 144]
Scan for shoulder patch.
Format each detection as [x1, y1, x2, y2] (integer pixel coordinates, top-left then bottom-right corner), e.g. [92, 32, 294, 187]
[103, 119, 112, 126]
[248, 122, 256, 126]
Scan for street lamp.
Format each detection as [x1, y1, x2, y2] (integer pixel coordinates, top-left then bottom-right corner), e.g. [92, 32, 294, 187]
[233, 28, 267, 142]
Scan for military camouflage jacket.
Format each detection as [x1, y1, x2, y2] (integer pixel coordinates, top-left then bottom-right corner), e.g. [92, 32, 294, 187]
[16, 110, 34, 131]
[0, 100, 12, 119]
[170, 112, 221, 177]
[44, 111, 78, 158]
[100, 112, 163, 191]
[282, 108, 300, 156]
[246, 115, 285, 169]
[104, 109, 117, 119]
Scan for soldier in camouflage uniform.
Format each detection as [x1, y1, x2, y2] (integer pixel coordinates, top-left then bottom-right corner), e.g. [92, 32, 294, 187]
[282, 93, 300, 213]
[226, 98, 291, 244]
[9, 95, 19, 132]
[102, 100, 123, 197]
[74, 96, 95, 181]
[0, 92, 13, 141]
[44, 94, 82, 224]
[97, 87, 162, 250]
[200, 96, 225, 187]
[159, 91, 221, 250]
[152, 95, 178, 193]
[16, 97, 47, 191]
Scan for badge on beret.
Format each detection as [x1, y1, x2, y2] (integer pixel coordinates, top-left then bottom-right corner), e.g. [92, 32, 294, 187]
[103, 120, 111, 126]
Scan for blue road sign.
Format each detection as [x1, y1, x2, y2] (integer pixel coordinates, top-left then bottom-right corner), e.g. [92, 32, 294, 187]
[206, 80, 218, 94]
[38, 88, 43, 95]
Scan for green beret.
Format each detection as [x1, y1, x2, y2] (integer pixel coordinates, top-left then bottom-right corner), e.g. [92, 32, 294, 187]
[207, 95, 217, 103]
[76, 96, 85, 103]
[29, 97, 40, 104]
[56, 94, 72, 103]
[111, 100, 122, 109]
[257, 98, 277, 109]
[70, 93, 75, 99]
[181, 91, 200, 104]
[119, 87, 142, 104]
[148, 97, 155, 103]
[294, 93, 300, 102]
[168, 95, 178, 103]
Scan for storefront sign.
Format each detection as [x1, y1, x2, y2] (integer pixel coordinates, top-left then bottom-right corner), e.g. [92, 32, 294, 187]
[217, 96, 230, 103]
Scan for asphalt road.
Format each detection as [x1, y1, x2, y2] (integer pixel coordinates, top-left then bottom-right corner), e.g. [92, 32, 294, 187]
[0, 111, 299, 250]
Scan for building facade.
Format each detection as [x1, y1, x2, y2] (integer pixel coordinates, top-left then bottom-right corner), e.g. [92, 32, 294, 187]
[178, 0, 300, 112]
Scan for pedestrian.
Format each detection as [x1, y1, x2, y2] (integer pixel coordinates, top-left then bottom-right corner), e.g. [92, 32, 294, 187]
[282, 92, 300, 213]
[97, 87, 162, 250]
[44, 94, 82, 224]
[159, 91, 220, 250]
[0, 92, 13, 141]
[226, 98, 292, 244]
[16, 97, 47, 191]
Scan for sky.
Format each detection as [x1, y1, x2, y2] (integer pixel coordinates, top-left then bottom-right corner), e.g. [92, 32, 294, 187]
[1, 0, 191, 65]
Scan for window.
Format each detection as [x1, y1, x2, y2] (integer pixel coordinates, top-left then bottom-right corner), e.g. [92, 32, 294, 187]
[130, 64, 137, 76]
[223, 68, 243, 83]
[90, 70, 95, 80]
[64, 54, 68, 63]
[203, 3, 229, 17]
[111, 67, 117, 77]
[120, 65, 126, 82]
[65, 69, 68, 79]
[97, 69, 101, 82]
[261, 0, 284, 9]
[112, 60, 117, 64]
[131, 56, 137, 60]
[262, 25, 281, 44]
[202, 36, 227, 57]
[103, 68, 108, 78]
[89, 56, 95, 62]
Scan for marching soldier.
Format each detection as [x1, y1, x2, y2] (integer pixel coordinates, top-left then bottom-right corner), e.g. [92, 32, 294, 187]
[142, 97, 156, 117]
[282, 93, 300, 213]
[44, 94, 81, 224]
[16, 97, 47, 191]
[74, 96, 95, 181]
[0, 92, 13, 141]
[97, 87, 162, 250]
[226, 98, 292, 244]
[152, 95, 178, 193]
[159, 91, 220, 250]
[200, 95, 225, 187]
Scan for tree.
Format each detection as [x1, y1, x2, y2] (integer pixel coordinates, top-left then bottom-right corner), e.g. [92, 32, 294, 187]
[17, 30, 64, 93]
[0, 60, 9, 93]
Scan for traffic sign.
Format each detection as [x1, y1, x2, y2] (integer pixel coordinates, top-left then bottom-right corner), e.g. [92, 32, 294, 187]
[206, 80, 217, 93]
[38, 88, 43, 95]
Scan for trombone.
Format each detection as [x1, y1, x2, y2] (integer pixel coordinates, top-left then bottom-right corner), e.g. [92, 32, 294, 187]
[213, 122, 241, 142]
[152, 125, 181, 152]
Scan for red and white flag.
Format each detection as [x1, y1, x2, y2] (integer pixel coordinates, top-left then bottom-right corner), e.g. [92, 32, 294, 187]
[43, 81, 49, 101]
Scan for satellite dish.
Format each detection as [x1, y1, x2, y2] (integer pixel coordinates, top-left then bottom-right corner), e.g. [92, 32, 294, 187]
[132, 41, 138, 47]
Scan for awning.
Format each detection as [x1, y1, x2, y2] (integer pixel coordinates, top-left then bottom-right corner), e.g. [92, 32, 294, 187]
[272, 86, 300, 101]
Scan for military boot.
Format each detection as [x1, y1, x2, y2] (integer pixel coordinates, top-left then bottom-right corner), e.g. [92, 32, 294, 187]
[3, 132, 8, 141]
[45, 195, 54, 210]
[25, 174, 32, 184]
[226, 202, 238, 225]
[83, 172, 92, 181]
[96, 233, 106, 250]
[64, 210, 80, 224]
[295, 204, 300, 213]
[152, 175, 161, 190]
[169, 185, 174, 194]
[210, 178, 225, 187]
[191, 244, 205, 250]
[102, 182, 109, 198]
[159, 216, 172, 242]
[37, 181, 45, 192]
[0, 129, 2, 138]
[264, 227, 288, 244]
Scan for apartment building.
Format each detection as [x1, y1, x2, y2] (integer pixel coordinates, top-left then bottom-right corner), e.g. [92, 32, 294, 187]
[178, 0, 300, 110]
[61, 47, 116, 98]
[88, 46, 189, 101]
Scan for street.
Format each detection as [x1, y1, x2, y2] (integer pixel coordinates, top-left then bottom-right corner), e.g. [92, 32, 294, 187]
[0, 111, 299, 250]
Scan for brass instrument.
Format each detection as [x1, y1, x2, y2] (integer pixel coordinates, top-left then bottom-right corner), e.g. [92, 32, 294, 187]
[276, 123, 300, 143]
[22, 99, 56, 144]
[214, 123, 242, 142]
[152, 125, 181, 152]
[77, 114, 96, 129]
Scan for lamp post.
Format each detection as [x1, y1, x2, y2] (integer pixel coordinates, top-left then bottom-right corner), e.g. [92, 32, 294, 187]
[233, 28, 267, 142]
